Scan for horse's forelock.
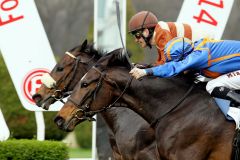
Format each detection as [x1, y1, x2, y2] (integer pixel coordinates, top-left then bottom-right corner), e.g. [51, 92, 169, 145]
[118, 49, 132, 69]
[89, 44, 104, 59]
[68, 43, 103, 59]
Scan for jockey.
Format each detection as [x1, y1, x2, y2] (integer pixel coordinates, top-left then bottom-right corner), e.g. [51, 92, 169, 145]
[129, 37, 240, 106]
[128, 11, 215, 65]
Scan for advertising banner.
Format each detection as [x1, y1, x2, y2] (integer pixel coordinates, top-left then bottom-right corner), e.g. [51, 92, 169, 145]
[0, 0, 61, 111]
[177, 0, 234, 39]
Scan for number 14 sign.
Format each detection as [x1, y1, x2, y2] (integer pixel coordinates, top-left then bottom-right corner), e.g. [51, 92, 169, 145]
[177, 0, 234, 39]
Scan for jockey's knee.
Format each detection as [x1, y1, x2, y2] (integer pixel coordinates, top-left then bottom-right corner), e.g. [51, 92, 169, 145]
[206, 81, 216, 94]
[206, 79, 226, 94]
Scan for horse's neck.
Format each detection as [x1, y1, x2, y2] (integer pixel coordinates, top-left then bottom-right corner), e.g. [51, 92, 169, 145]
[121, 77, 191, 124]
[100, 107, 149, 136]
[100, 99, 131, 133]
[100, 110, 118, 133]
[108, 67, 191, 124]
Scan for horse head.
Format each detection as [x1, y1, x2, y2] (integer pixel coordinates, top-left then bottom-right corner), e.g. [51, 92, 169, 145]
[32, 40, 102, 110]
[54, 49, 133, 131]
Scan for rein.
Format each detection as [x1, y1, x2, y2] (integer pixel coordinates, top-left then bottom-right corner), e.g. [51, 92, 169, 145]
[69, 66, 133, 121]
[56, 52, 95, 94]
[42, 51, 95, 104]
[68, 62, 194, 124]
[150, 83, 195, 128]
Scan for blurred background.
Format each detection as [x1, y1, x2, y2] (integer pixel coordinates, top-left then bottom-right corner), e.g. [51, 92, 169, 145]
[0, 0, 240, 159]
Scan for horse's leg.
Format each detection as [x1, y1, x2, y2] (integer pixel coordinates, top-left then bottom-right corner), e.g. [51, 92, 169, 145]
[171, 141, 232, 160]
[108, 134, 123, 160]
[207, 142, 232, 160]
[134, 126, 159, 160]
[207, 149, 231, 160]
[157, 135, 227, 160]
[135, 143, 160, 160]
[206, 125, 234, 160]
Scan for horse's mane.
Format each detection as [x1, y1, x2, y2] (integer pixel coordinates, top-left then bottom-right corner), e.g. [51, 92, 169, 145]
[96, 48, 132, 70]
[68, 40, 105, 60]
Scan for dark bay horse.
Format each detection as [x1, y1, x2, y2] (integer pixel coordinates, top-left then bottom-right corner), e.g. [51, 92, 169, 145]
[32, 40, 158, 160]
[55, 50, 237, 160]
[32, 40, 101, 110]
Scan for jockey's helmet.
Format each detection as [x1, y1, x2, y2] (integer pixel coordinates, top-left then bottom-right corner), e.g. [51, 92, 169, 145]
[128, 11, 158, 33]
[164, 37, 194, 62]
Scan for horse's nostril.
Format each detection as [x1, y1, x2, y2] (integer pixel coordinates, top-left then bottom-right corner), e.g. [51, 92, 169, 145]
[54, 116, 65, 127]
[32, 94, 42, 103]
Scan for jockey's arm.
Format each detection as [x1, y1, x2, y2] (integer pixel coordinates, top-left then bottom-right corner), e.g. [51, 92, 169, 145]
[145, 50, 209, 78]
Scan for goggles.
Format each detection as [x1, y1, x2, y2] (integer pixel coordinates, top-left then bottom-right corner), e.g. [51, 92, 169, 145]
[132, 31, 143, 39]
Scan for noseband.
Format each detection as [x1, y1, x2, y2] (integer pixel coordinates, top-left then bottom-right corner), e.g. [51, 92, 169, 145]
[68, 66, 133, 121]
[42, 51, 95, 104]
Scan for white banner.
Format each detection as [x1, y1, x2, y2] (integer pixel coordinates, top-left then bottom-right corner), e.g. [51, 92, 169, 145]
[177, 0, 234, 39]
[94, 0, 126, 51]
[0, 109, 9, 141]
[0, 0, 61, 111]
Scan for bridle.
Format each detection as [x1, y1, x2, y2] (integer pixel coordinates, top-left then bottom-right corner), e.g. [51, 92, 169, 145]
[65, 63, 194, 124]
[68, 66, 133, 121]
[41, 51, 95, 104]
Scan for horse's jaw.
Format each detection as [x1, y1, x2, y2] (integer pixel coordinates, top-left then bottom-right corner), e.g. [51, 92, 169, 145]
[56, 115, 84, 132]
[32, 94, 56, 110]
[61, 118, 77, 132]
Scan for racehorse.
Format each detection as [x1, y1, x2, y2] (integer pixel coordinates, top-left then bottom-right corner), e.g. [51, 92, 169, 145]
[32, 40, 158, 160]
[32, 40, 101, 110]
[54, 50, 239, 160]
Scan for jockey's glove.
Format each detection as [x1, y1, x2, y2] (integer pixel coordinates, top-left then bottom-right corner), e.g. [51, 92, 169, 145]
[129, 67, 147, 79]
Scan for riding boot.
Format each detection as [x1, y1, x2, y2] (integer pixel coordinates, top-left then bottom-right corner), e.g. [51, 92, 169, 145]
[211, 87, 240, 107]
[227, 91, 240, 107]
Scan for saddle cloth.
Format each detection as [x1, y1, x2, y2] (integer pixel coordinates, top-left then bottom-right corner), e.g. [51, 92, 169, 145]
[214, 98, 240, 128]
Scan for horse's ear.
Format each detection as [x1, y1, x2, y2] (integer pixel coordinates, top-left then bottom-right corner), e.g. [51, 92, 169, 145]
[80, 39, 88, 51]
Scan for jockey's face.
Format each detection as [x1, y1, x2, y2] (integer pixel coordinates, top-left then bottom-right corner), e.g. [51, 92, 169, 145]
[134, 36, 147, 48]
[133, 29, 149, 48]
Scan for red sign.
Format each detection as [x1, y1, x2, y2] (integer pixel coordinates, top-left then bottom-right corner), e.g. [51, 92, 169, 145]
[0, 0, 24, 26]
[22, 69, 49, 104]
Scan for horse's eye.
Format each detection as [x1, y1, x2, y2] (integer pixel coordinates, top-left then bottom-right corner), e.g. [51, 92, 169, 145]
[84, 49, 90, 52]
[81, 82, 88, 88]
[56, 67, 64, 72]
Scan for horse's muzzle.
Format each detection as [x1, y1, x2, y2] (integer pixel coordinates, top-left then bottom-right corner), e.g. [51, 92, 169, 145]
[32, 93, 42, 107]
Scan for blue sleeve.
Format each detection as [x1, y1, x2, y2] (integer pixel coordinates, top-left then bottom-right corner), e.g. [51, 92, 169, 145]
[145, 50, 209, 77]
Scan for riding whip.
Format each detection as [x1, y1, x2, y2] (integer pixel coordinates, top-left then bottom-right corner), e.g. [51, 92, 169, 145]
[114, 0, 134, 69]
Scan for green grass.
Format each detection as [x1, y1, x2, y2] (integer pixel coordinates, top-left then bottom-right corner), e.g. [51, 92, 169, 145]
[68, 147, 92, 158]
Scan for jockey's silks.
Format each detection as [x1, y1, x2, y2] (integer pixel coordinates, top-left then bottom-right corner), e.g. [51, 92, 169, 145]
[146, 38, 240, 78]
[153, 22, 215, 65]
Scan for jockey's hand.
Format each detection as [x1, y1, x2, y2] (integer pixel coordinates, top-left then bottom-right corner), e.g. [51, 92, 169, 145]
[129, 67, 147, 79]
